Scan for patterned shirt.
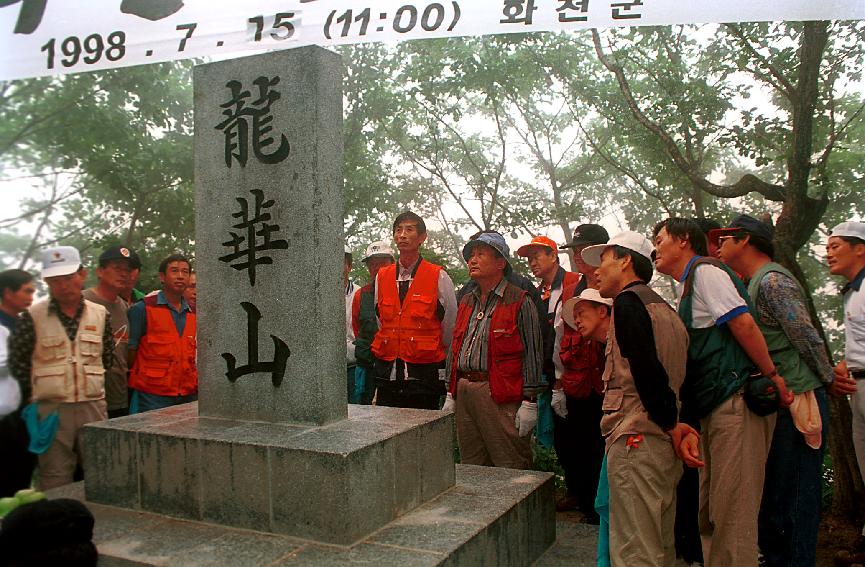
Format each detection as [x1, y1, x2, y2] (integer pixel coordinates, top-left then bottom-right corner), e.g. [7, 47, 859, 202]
[755, 271, 833, 384]
[446, 278, 544, 398]
[8, 297, 113, 404]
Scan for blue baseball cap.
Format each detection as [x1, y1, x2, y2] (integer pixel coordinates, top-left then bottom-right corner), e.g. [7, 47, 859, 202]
[462, 232, 510, 263]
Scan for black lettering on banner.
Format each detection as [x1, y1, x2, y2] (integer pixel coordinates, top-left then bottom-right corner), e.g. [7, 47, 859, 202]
[393, 5, 418, 33]
[120, 0, 184, 21]
[324, 2, 460, 39]
[222, 302, 290, 387]
[248, 13, 296, 42]
[41, 30, 125, 70]
[175, 22, 196, 51]
[215, 76, 291, 168]
[500, 0, 536, 25]
[218, 188, 289, 286]
[557, 0, 589, 22]
[611, 0, 643, 19]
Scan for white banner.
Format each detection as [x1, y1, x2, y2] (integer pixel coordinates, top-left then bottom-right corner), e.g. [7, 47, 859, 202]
[1, 0, 863, 81]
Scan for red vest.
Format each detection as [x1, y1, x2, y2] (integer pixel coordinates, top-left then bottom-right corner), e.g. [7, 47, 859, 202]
[558, 281, 604, 398]
[449, 283, 527, 404]
[129, 296, 197, 396]
[371, 260, 446, 364]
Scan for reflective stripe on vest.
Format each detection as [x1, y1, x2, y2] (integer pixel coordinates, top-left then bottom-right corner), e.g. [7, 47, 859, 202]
[371, 260, 445, 364]
[129, 297, 197, 397]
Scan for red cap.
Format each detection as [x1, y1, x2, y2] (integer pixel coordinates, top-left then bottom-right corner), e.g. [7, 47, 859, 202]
[517, 236, 559, 257]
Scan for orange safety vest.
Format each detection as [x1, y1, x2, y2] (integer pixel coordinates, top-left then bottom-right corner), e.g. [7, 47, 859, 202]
[371, 260, 446, 364]
[129, 296, 197, 396]
[449, 283, 527, 404]
[558, 281, 605, 399]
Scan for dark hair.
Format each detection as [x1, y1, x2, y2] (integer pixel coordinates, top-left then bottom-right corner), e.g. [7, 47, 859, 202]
[344, 252, 352, 267]
[653, 218, 708, 256]
[158, 254, 191, 274]
[0, 269, 34, 296]
[610, 245, 654, 283]
[840, 236, 865, 248]
[691, 217, 721, 236]
[737, 233, 775, 260]
[392, 211, 426, 235]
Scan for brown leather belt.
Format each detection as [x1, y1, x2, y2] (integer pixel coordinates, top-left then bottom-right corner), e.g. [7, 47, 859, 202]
[458, 371, 489, 382]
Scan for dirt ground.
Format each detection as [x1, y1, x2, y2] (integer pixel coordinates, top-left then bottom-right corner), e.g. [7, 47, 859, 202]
[819, 512, 861, 567]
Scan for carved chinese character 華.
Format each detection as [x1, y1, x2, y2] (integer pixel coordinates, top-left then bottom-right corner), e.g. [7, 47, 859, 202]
[218, 188, 288, 286]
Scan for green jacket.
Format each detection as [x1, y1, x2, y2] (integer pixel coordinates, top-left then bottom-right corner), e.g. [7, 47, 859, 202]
[747, 262, 822, 394]
[678, 257, 754, 421]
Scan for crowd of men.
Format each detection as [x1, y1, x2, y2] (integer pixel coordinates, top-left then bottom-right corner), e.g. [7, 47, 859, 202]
[0, 246, 196, 493]
[0, 210, 863, 567]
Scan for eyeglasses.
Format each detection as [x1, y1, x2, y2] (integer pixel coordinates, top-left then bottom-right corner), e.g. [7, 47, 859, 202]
[717, 236, 738, 245]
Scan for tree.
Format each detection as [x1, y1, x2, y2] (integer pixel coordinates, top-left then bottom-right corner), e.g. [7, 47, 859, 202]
[585, 20, 865, 515]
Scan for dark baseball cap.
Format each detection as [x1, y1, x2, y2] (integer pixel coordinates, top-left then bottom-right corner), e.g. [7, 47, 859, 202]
[98, 245, 142, 269]
[560, 224, 609, 250]
[707, 214, 773, 245]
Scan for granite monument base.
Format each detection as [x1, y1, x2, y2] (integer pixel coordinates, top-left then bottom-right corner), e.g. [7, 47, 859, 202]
[52, 463, 554, 566]
[82, 403, 459, 545]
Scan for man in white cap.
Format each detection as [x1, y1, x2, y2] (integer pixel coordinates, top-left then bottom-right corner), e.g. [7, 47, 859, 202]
[652, 217, 792, 567]
[826, 220, 865, 564]
[350, 241, 395, 405]
[444, 231, 544, 469]
[7, 246, 112, 490]
[580, 231, 696, 567]
[562, 287, 613, 345]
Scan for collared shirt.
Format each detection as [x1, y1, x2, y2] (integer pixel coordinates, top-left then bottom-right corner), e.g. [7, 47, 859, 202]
[128, 290, 193, 349]
[8, 296, 113, 405]
[446, 278, 544, 398]
[0, 310, 18, 333]
[374, 255, 458, 349]
[844, 267, 865, 370]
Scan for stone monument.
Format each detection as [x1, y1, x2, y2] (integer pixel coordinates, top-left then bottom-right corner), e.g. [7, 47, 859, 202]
[75, 46, 555, 565]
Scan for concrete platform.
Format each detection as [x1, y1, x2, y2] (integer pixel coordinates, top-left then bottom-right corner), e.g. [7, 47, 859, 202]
[49, 464, 556, 566]
[82, 403, 455, 545]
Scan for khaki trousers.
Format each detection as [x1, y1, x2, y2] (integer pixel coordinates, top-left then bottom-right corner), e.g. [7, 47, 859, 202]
[37, 399, 107, 490]
[699, 392, 775, 567]
[607, 433, 682, 567]
[455, 379, 532, 469]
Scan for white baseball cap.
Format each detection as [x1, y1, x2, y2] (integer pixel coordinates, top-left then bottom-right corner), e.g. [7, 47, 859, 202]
[830, 221, 865, 242]
[580, 231, 654, 267]
[41, 246, 82, 278]
[362, 240, 395, 262]
[562, 288, 613, 331]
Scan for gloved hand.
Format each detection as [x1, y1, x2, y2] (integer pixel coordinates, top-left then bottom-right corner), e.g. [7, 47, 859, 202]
[551, 389, 568, 418]
[441, 393, 455, 413]
[514, 400, 538, 437]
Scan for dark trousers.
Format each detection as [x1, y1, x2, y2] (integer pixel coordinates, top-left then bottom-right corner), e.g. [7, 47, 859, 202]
[675, 465, 703, 564]
[552, 391, 604, 522]
[373, 358, 445, 410]
[758, 387, 827, 567]
[0, 410, 36, 497]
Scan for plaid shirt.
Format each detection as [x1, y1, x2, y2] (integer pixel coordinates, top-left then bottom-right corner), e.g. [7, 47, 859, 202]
[8, 296, 113, 405]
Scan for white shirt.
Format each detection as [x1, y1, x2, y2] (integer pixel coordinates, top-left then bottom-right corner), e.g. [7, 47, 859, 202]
[844, 270, 865, 370]
[676, 261, 748, 329]
[346, 281, 358, 365]
[0, 325, 21, 417]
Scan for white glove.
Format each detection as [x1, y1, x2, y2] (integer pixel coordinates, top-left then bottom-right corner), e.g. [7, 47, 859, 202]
[441, 393, 455, 412]
[514, 401, 538, 437]
[551, 389, 568, 418]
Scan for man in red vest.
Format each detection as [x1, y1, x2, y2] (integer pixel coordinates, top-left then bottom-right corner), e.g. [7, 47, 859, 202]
[127, 254, 197, 413]
[550, 224, 609, 519]
[445, 231, 544, 469]
[371, 211, 457, 409]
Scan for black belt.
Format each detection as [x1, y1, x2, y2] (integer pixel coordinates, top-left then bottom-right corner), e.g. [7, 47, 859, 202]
[852, 369, 865, 380]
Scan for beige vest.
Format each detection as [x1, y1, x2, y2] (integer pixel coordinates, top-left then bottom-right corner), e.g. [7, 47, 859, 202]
[601, 284, 688, 451]
[30, 298, 107, 403]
